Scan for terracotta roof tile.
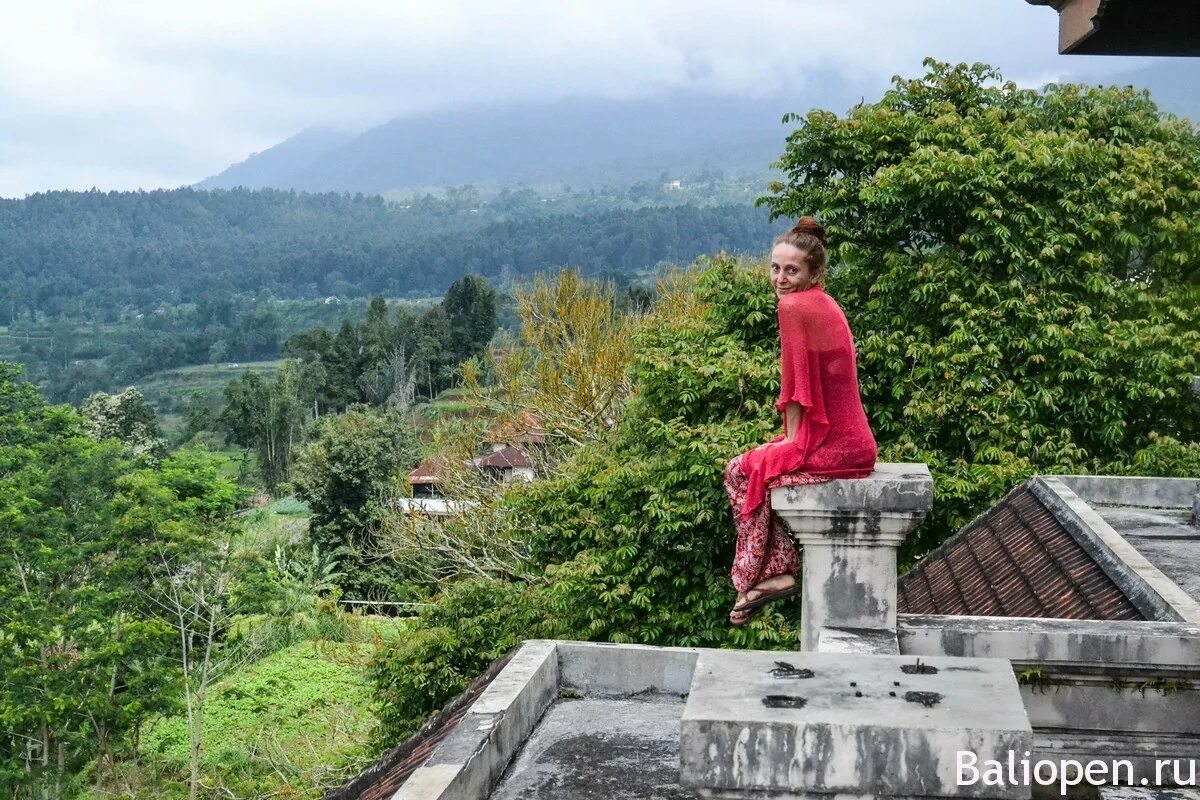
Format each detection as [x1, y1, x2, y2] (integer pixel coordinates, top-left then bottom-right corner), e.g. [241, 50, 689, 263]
[473, 445, 533, 470]
[898, 484, 1144, 621]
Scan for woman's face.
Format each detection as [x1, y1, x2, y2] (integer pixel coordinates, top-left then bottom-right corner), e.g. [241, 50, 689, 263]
[770, 243, 815, 298]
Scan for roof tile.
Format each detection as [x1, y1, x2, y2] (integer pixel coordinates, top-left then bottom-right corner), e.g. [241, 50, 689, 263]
[898, 484, 1144, 620]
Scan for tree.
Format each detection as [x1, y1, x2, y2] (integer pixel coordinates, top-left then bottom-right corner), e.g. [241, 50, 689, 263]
[0, 364, 243, 798]
[218, 364, 313, 491]
[462, 268, 635, 449]
[762, 60, 1200, 555]
[130, 451, 246, 800]
[292, 408, 421, 598]
[80, 386, 167, 464]
[442, 274, 498, 365]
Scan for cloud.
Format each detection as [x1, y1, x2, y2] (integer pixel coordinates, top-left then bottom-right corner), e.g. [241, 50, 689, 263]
[0, 0, 1096, 196]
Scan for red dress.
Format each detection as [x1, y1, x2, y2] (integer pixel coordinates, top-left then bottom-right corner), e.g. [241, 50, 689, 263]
[724, 286, 878, 592]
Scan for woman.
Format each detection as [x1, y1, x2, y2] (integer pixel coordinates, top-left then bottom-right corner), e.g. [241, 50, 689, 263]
[724, 217, 877, 626]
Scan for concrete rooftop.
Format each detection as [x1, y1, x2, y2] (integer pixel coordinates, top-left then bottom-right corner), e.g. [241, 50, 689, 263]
[489, 696, 693, 800]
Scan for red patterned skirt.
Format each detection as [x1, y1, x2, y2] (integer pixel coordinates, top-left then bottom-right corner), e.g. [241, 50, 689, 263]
[722, 451, 830, 593]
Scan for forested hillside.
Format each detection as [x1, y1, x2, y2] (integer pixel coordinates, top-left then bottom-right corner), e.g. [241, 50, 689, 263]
[1, 185, 782, 321]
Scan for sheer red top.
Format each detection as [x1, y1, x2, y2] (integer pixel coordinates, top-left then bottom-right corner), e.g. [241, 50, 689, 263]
[737, 286, 877, 521]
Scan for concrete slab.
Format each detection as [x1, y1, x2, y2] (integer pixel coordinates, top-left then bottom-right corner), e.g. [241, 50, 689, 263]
[1091, 506, 1200, 612]
[898, 615, 1200, 669]
[773, 462, 935, 518]
[489, 696, 696, 799]
[680, 650, 1032, 799]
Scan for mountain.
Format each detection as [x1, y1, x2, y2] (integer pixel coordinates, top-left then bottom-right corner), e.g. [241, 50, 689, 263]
[195, 127, 354, 190]
[196, 81, 874, 194]
[1077, 59, 1200, 122]
[198, 61, 1199, 196]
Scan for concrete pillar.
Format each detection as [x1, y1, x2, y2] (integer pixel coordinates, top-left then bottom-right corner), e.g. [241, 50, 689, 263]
[772, 463, 933, 651]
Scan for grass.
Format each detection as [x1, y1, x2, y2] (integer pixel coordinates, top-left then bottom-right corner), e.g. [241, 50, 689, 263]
[125, 640, 382, 799]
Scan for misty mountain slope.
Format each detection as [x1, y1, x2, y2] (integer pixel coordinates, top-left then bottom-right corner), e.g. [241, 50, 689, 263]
[196, 60, 1199, 196]
[196, 127, 354, 190]
[196, 81, 873, 194]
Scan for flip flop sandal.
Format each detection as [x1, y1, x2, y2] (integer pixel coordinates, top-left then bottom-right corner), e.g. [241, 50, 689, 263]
[729, 604, 764, 627]
[732, 584, 801, 614]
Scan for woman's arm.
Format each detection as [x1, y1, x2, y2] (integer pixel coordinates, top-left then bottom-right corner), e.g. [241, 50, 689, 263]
[783, 401, 803, 443]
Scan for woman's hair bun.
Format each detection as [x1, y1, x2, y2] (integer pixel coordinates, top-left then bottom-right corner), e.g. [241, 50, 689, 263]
[791, 216, 826, 246]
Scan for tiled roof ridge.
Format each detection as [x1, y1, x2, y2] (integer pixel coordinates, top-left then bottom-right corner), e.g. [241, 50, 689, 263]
[897, 480, 1144, 620]
[322, 647, 520, 800]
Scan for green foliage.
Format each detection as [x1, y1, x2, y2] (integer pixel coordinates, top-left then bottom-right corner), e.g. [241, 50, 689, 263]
[292, 408, 422, 598]
[1110, 433, 1200, 478]
[371, 579, 561, 744]
[80, 386, 167, 463]
[762, 60, 1200, 557]
[442, 274, 499, 365]
[130, 641, 378, 799]
[0, 363, 249, 797]
[218, 362, 316, 491]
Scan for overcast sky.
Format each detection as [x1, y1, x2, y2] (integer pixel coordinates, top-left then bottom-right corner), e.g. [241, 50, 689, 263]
[0, 1, 1150, 198]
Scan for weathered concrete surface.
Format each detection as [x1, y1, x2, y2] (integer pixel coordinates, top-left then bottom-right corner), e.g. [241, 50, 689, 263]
[773, 462, 935, 517]
[773, 463, 933, 650]
[898, 614, 1200, 778]
[1030, 477, 1200, 623]
[1101, 787, 1200, 800]
[817, 626, 900, 655]
[799, 540, 900, 650]
[557, 640, 698, 697]
[1059, 475, 1200, 510]
[489, 696, 697, 800]
[1091, 505, 1200, 613]
[396, 640, 558, 800]
[680, 650, 1032, 799]
[898, 614, 1200, 669]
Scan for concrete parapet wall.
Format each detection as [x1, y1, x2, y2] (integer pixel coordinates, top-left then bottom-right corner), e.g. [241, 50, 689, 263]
[899, 614, 1200, 782]
[1057, 475, 1200, 510]
[556, 640, 698, 697]
[898, 614, 1200, 669]
[395, 640, 559, 800]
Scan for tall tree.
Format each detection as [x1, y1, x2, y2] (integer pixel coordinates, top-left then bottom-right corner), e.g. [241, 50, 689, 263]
[80, 386, 167, 464]
[292, 408, 420, 598]
[442, 274, 498, 365]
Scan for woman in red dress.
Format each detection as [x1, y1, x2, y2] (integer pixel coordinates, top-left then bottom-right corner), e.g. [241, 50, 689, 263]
[724, 217, 877, 626]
